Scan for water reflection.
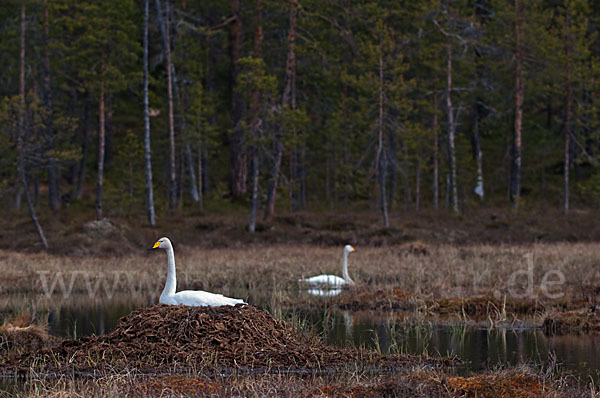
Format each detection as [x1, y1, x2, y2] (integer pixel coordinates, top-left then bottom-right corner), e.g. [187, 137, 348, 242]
[5, 295, 600, 382]
[316, 310, 600, 381]
[306, 288, 342, 297]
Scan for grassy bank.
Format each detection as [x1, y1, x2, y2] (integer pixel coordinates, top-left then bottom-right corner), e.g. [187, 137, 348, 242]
[1, 241, 598, 323]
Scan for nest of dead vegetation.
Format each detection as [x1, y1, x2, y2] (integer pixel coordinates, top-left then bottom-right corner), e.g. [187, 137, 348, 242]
[2, 304, 440, 375]
[542, 309, 600, 334]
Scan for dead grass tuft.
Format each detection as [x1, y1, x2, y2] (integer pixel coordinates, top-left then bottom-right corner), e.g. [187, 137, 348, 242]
[0, 311, 57, 352]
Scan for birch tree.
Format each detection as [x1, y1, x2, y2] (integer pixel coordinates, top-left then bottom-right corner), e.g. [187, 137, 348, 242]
[143, 0, 156, 226]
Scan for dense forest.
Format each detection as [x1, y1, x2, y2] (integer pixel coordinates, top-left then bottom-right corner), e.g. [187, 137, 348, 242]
[1, 0, 600, 246]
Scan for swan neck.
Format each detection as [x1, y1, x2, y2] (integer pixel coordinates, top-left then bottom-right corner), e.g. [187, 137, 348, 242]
[162, 245, 177, 297]
[342, 250, 353, 284]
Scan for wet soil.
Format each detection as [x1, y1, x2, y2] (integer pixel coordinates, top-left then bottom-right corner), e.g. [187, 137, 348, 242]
[333, 288, 414, 311]
[4, 206, 600, 256]
[542, 309, 600, 334]
[296, 289, 581, 319]
[0, 304, 446, 376]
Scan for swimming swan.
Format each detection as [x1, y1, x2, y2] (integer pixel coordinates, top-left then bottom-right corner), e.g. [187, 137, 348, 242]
[299, 245, 356, 287]
[149, 237, 246, 307]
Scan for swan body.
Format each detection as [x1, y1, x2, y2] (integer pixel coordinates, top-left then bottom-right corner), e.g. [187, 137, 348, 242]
[299, 245, 356, 288]
[303, 275, 347, 287]
[149, 237, 246, 307]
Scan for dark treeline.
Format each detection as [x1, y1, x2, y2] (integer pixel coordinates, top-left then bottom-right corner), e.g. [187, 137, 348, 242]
[1, 0, 600, 245]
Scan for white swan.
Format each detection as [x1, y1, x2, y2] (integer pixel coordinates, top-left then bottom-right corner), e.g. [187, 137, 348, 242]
[149, 237, 246, 307]
[299, 244, 356, 287]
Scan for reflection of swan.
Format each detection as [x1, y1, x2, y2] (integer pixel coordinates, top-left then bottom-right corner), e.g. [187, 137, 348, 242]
[299, 245, 356, 287]
[342, 310, 353, 339]
[149, 237, 246, 306]
[307, 288, 342, 297]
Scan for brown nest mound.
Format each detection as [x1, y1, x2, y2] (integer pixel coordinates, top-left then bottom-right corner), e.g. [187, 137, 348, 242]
[3, 304, 434, 375]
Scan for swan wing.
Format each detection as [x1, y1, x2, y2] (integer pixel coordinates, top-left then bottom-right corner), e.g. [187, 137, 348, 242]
[299, 274, 346, 287]
[173, 290, 246, 307]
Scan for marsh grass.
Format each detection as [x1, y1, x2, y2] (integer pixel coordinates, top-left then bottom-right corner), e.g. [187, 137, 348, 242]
[2, 361, 592, 397]
[1, 241, 598, 331]
[3, 242, 598, 298]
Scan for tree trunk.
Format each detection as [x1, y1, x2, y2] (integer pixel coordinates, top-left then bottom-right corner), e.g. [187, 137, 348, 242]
[197, 143, 203, 211]
[300, 146, 307, 207]
[75, 102, 89, 201]
[18, 3, 48, 250]
[105, 106, 113, 168]
[264, 0, 297, 220]
[388, 130, 397, 210]
[510, 0, 523, 213]
[264, 137, 283, 219]
[165, 0, 177, 208]
[402, 140, 411, 209]
[415, 156, 421, 211]
[564, 14, 572, 216]
[472, 103, 484, 200]
[185, 144, 199, 202]
[229, 0, 247, 198]
[143, 0, 156, 226]
[325, 157, 331, 207]
[33, 172, 39, 207]
[376, 53, 389, 227]
[155, 0, 177, 209]
[43, 2, 60, 212]
[249, 0, 263, 233]
[179, 84, 200, 203]
[379, 154, 389, 228]
[432, 91, 439, 210]
[95, 55, 106, 220]
[445, 37, 459, 213]
[249, 147, 260, 232]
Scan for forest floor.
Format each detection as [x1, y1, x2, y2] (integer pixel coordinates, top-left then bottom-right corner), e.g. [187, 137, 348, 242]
[1, 205, 600, 396]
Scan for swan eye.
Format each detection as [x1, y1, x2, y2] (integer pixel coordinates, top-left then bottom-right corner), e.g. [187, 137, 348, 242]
[153, 241, 161, 249]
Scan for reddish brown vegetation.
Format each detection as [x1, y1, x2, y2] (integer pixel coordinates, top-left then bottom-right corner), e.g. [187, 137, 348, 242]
[137, 375, 220, 396]
[441, 373, 543, 397]
[308, 370, 552, 398]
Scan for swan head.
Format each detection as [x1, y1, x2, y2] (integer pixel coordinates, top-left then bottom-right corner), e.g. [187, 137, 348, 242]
[148, 237, 172, 250]
[344, 244, 355, 253]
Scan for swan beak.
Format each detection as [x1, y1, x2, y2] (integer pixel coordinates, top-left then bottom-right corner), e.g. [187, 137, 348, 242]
[147, 241, 161, 250]
[351, 247, 355, 252]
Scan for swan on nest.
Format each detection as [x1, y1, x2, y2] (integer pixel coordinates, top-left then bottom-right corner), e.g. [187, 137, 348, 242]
[149, 237, 246, 307]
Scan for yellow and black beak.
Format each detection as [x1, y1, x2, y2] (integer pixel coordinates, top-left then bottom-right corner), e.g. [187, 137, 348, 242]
[147, 241, 161, 250]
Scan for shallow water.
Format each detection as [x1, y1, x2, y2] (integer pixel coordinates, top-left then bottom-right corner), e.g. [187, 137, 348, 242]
[18, 296, 595, 382]
[318, 310, 600, 380]
[2, 291, 599, 384]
